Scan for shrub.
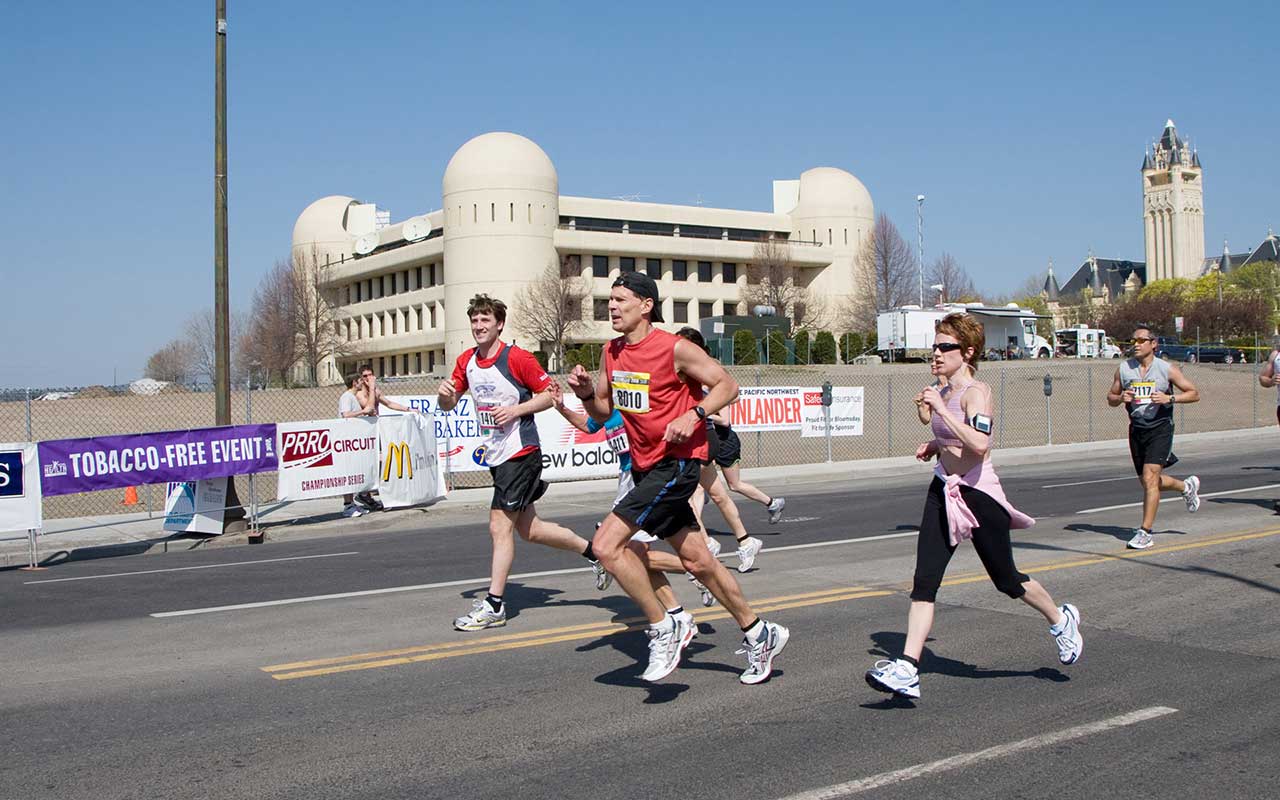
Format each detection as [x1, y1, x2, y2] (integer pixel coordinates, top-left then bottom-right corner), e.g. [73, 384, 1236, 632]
[793, 329, 811, 364]
[733, 329, 759, 365]
[839, 332, 865, 363]
[766, 330, 788, 365]
[532, 350, 549, 371]
[812, 331, 838, 364]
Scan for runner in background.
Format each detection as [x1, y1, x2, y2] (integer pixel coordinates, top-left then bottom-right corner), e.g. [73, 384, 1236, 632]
[1257, 337, 1280, 512]
[674, 328, 765, 572]
[1106, 324, 1201, 550]
[437, 294, 607, 632]
[867, 313, 1082, 700]
[569, 272, 789, 684]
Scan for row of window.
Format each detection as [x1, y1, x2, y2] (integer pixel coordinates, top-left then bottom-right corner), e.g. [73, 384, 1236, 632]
[338, 350, 443, 379]
[448, 201, 551, 227]
[343, 303, 440, 341]
[584, 254, 738, 283]
[344, 263, 442, 305]
[591, 298, 733, 324]
[561, 216, 788, 243]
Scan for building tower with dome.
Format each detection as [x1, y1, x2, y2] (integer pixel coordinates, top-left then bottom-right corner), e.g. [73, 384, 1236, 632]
[291, 132, 875, 383]
[1142, 119, 1205, 281]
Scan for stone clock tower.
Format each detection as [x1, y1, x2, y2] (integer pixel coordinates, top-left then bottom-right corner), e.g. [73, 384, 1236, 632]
[1142, 119, 1204, 281]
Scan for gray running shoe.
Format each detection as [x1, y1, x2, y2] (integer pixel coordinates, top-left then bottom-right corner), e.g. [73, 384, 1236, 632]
[453, 599, 506, 631]
[641, 616, 690, 682]
[341, 503, 365, 518]
[865, 658, 920, 699]
[590, 559, 612, 591]
[1127, 528, 1154, 550]
[1182, 475, 1201, 513]
[767, 496, 786, 524]
[1052, 603, 1083, 665]
[738, 621, 790, 685]
[736, 536, 763, 572]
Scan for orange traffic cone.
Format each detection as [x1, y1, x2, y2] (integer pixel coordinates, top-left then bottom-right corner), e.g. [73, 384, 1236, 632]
[122, 486, 139, 506]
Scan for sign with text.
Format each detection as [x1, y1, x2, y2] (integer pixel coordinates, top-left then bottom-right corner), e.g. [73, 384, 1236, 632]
[377, 414, 445, 509]
[163, 478, 228, 535]
[38, 425, 277, 497]
[389, 395, 489, 473]
[725, 387, 806, 432]
[276, 418, 378, 501]
[801, 387, 864, 437]
[0, 442, 42, 532]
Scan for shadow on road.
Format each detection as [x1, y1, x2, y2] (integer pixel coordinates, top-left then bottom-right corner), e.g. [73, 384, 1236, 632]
[1211, 497, 1280, 513]
[1062, 523, 1189, 543]
[459, 582, 637, 623]
[579, 622, 752, 702]
[858, 630, 1068, 710]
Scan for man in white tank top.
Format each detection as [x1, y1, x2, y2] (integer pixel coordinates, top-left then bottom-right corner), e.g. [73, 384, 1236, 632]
[1106, 324, 1202, 549]
[1257, 340, 1280, 512]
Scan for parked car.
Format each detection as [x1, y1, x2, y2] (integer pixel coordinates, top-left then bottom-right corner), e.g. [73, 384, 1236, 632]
[1154, 336, 1245, 364]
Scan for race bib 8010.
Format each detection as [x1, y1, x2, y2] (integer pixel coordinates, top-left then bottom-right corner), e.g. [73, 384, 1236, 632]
[611, 371, 651, 414]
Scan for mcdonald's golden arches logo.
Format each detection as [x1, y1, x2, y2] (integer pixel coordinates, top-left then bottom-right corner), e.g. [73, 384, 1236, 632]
[382, 441, 414, 481]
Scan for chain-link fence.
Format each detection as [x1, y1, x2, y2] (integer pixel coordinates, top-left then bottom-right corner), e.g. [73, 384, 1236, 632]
[3, 359, 1275, 520]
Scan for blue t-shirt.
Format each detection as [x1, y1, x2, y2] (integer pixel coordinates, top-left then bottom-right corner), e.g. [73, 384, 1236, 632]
[586, 409, 631, 473]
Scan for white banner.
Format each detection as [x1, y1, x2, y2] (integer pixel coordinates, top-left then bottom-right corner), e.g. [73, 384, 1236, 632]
[0, 442, 42, 532]
[163, 478, 228, 534]
[377, 414, 445, 509]
[724, 387, 806, 431]
[276, 418, 379, 501]
[534, 394, 623, 480]
[389, 395, 490, 473]
[801, 387, 865, 437]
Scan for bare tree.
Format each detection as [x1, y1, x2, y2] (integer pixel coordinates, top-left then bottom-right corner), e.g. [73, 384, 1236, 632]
[927, 252, 978, 303]
[291, 245, 352, 386]
[243, 260, 299, 387]
[513, 256, 589, 370]
[184, 308, 248, 387]
[144, 339, 194, 384]
[869, 214, 918, 305]
[744, 238, 829, 331]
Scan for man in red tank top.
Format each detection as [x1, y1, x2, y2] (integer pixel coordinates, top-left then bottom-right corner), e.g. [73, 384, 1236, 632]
[568, 273, 790, 685]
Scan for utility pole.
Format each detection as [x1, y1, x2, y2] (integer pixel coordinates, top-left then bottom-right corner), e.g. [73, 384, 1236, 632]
[916, 194, 925, 307]
[214, 0, 230, 426]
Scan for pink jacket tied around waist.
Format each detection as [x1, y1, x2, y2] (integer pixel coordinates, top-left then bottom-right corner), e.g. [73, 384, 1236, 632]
[935, 461, 1035, 546]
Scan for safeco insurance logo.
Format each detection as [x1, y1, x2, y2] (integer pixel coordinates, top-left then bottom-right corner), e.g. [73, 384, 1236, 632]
[280, 429, 334, 469]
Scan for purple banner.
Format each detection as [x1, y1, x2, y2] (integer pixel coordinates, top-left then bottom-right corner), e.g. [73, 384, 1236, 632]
[38, 424, 278, 496]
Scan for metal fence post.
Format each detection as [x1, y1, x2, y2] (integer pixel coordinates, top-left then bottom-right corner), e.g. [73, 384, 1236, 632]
[1045, 391, 1052, 445]
[246, 372, 257, 531]
[886, 374, 894, 456]
[1087, 365, 1094, 441]
[998, 370, 1005, 449]
[753, 366, 762, 467]
[25, 387, 32, 440]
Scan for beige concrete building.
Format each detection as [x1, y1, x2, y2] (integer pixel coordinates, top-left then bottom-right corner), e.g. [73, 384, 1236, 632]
[291, 132, 874, 382]
[1142, 119, 1205, 281]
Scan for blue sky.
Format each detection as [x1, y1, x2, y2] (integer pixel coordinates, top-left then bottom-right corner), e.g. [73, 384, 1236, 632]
[4, 1, 1275, 388]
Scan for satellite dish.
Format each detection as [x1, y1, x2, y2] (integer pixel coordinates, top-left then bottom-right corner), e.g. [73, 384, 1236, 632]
[402, 217, 429, 242]
[354, 233, 379, 256]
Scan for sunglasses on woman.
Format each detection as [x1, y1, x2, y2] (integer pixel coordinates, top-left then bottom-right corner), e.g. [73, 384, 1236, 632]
[932, 342, 963, 353]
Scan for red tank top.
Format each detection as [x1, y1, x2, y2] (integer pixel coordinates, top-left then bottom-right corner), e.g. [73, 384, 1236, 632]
[603, 327, 709, 471]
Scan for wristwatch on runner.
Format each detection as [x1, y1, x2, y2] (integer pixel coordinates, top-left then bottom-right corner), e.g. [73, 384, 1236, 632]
[693, 406, 708, 420]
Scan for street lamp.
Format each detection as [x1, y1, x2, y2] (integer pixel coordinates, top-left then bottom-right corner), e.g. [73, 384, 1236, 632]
[916, 195, 926, 307]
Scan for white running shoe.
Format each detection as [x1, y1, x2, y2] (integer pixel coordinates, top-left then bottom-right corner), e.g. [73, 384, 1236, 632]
[865, 658, 921, 699]
[1182, 475, 1201, 513]
[453, 599, 506, 631]
[674, 609, 698, 643]
[590, 559, 612, 591]
[1051, 604, 1083, 665]
[690, 577, 717, 607]
[767, 496, 786, 524]
[738, 621, 789, 685]
[706, 536, 722, 558]
[341, 504, 365, 518]
[1127, 528, 1154, 550]
[641, 617, 689, 682]
[736, 537, 763, 572]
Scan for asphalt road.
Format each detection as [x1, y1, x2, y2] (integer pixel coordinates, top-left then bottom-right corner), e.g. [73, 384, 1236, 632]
[4, 435, 1280, 799]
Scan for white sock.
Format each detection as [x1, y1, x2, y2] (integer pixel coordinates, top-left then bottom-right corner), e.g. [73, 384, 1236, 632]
[1050, 612, 1067, 634]
[652, 615, 674, 633]
[744, 620, 765, 641]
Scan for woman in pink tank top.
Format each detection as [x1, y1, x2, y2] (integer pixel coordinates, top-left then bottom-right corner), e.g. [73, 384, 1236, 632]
[866, 313, 1084, 701]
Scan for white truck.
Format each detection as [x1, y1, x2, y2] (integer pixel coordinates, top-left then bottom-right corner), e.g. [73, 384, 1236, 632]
[1054, 326, 1123, 358]
[876, 304, 1053, 361]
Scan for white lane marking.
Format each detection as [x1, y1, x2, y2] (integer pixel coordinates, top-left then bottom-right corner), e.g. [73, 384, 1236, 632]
[25, 552, 360, 585]
[1042, 476, 1132, 488]
[1078, 483, 1280, 514]
[776, 706, 1178, 800]
[151, 531, 920, 617]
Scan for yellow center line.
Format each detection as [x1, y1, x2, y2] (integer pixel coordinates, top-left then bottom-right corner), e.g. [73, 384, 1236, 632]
[262, 525, 1280, 682]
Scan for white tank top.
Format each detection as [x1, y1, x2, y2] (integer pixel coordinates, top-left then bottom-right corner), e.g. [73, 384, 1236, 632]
[1273, 352, 1280, 405]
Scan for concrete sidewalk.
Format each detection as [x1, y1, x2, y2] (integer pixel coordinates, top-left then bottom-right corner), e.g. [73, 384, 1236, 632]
[3, 425, 1273, 568]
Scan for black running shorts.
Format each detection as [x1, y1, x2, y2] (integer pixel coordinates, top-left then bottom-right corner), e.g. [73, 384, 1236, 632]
[705, 422, 720, 464]
[714, 425, 742, 468]
[1128, 422, 1174, 474]
[613, 457, 702, 539]
[490, 450, 548, 512]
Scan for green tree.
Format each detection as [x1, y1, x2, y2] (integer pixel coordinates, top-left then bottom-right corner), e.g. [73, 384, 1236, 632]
[812, 331, 838, 364]
[1013, 294, 1054, 341]
[733, 329, 759, 365]
[766, 330, 787, 364]
[793, 329, 811, 364]
[839, 332, 865, 363]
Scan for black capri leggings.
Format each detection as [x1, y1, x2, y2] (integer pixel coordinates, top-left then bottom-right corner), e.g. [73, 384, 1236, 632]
[911, 476, 1030, 603]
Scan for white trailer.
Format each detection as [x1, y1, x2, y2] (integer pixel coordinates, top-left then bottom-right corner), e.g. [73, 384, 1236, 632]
[877, 304, 1052, 361]
[1055, 325, 1123, 358]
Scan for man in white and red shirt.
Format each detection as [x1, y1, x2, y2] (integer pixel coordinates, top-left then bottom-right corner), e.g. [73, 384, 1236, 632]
[567, 272, 790, 685]
[437, 294, 607, 632]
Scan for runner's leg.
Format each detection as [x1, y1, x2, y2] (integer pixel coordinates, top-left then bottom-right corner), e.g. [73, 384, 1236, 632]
[670, 527, 755, 627]
[595, 513, 667, 623]
[721, 463, 772, 507]
[1140, 463, 1163, 530]
[515, 505, 592, 554]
